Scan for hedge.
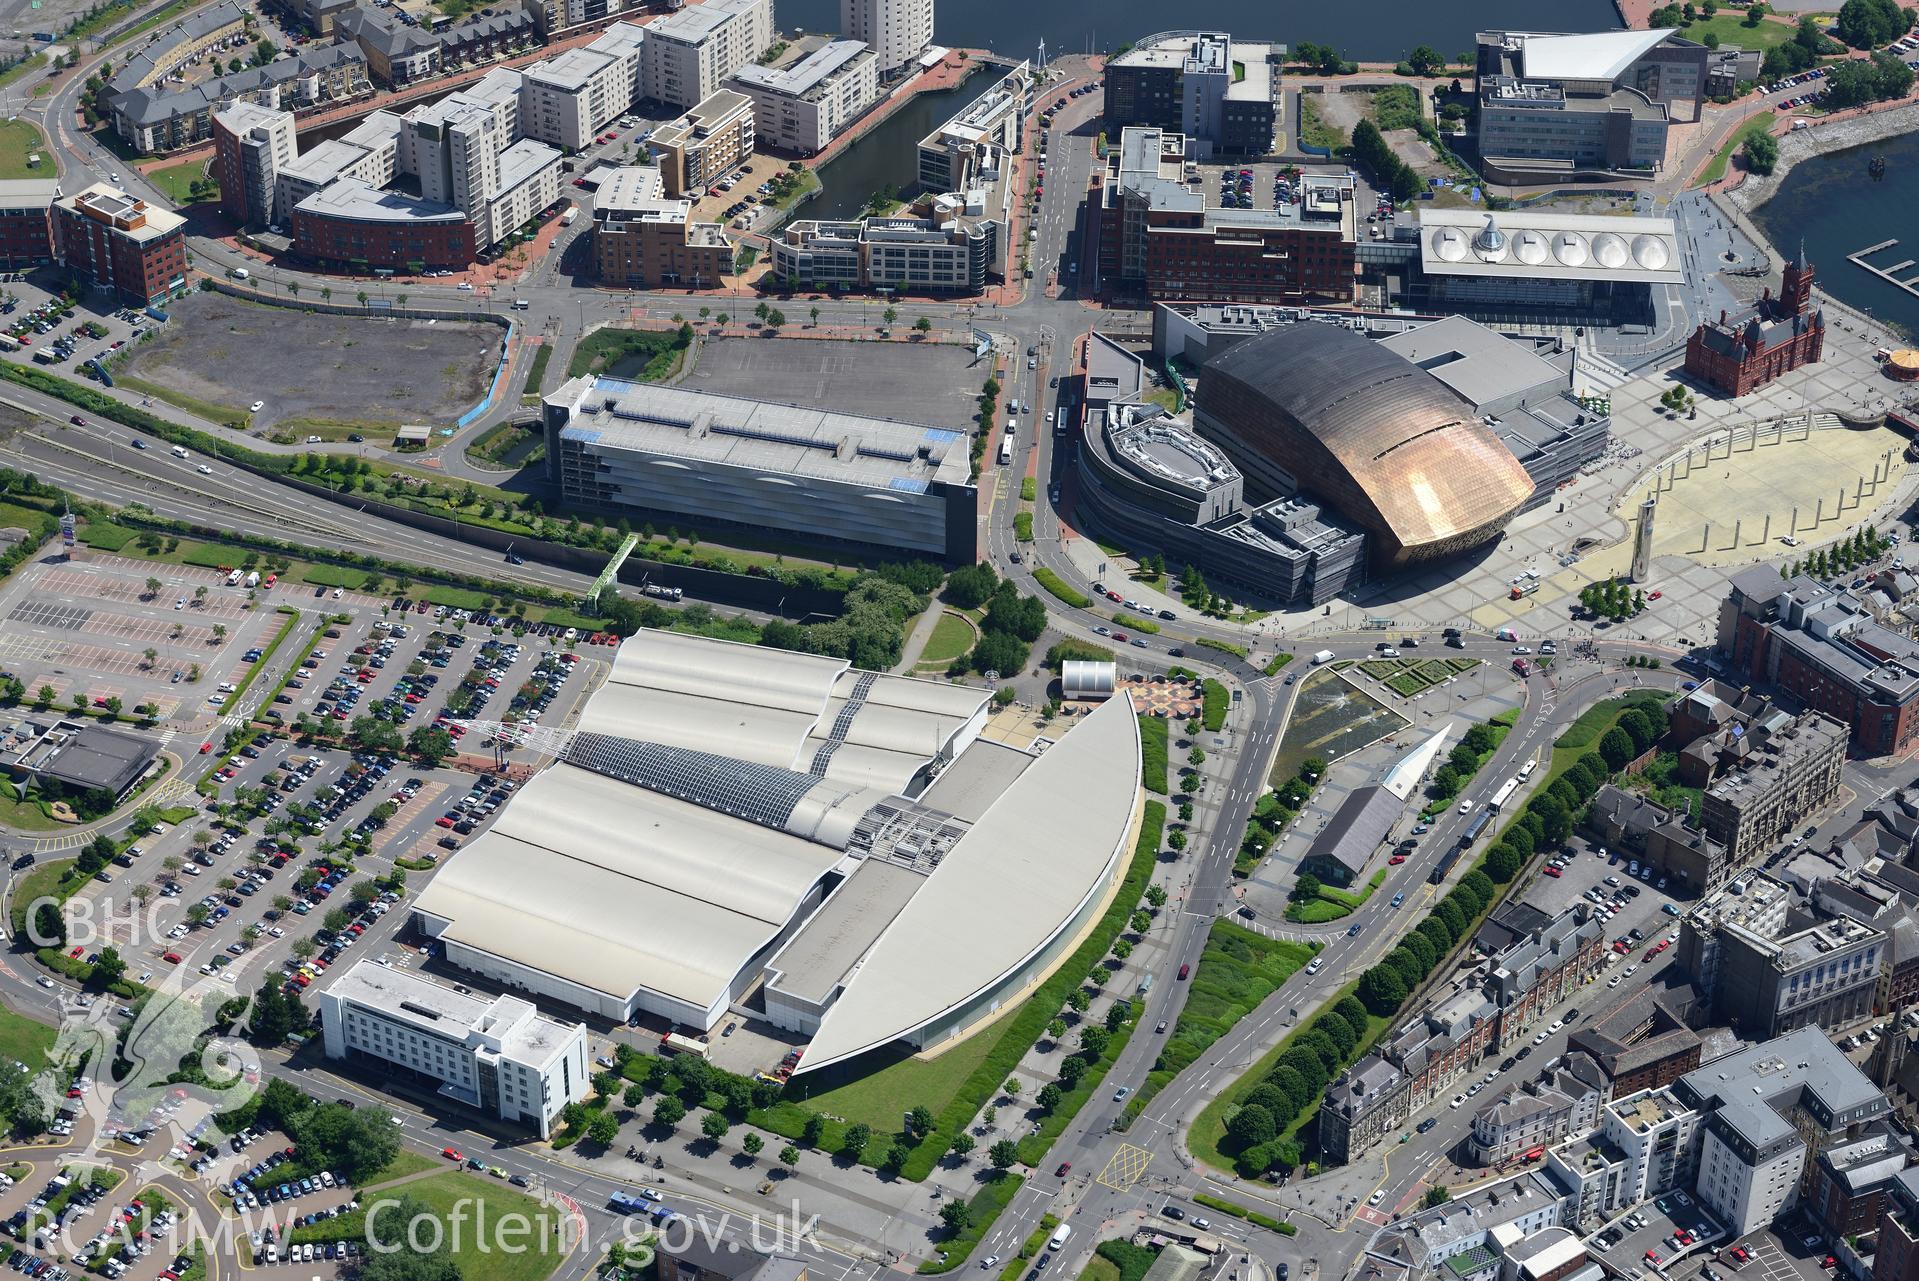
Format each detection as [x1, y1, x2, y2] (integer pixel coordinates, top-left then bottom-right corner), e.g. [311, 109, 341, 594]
[1195, 637, 1249, 659]
[223, 608, 300, 708]
[1192, 1192, 1295, 1234]
[1033, 567, 1090, 608]
[918, 1173, 1025, 1273]
[1113, 612, 1160, 634]
[1201, 679, 1229, 732]
[1139, 715, 1168, 795]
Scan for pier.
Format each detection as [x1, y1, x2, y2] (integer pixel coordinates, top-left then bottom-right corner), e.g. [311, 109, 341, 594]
[1848, 238, 1919, 299]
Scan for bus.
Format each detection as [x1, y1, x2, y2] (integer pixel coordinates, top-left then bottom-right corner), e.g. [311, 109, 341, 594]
[1460, 809, 1492, 845]
[1429, 847, 1460, 885]
[1509, 580, 1539, 600]
[1488, 778, 1519, 812]
[607, 1191, 658, 1214]
[1517, 758, 1538, 781]
[998, 433, 1014, 466]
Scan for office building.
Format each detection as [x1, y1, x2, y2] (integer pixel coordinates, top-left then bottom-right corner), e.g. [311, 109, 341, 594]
[1194, 322, 1536, 570]
[839, 0, 932, 76]
[1685, 249, 1825, 396]
[1808, 1132, 1909, 1239]
[518, 23, 645, 151]
[1089, 127, 1355, 305]
[1474, 29, 1707, 180]
[52, 185, 187, 307]
[916, 61, 1029, 193]
[1697, 708, 1847, 870]
[108, 43, 372, 155]
[648, 89, 756, 197]
[1565, 983, 1705, 1097]
[590, 165, 733, 287]
[6, 720, 159, 805]
[212, 101, 297, 227]
[1469, 1055, 1606, 1166]
[1102, 31, 1281, 158]
[641, 0, 775, 112]
[1719, 565, 1919, 758]
[727, 41, 878, 155]
[771, 197, 1000, 292]
[0, 181, 59, 271]
[542, 375, 977, 563]
[318, 959, 589, 1138]
[1682, 871, 1883, 1040]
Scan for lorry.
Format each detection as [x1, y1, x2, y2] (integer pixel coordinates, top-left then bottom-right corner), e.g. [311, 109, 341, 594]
[1311, 650, 1336, 665]
[1049, 1226, 1072, 1252]
[561, 207, 578, 226]
[642, 583, 683, 602]
[1508, 581, 1539, 600]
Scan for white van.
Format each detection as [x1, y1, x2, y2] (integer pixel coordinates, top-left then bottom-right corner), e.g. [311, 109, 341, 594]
[170, 445, 189, 459]
[228, 267, 249, 282]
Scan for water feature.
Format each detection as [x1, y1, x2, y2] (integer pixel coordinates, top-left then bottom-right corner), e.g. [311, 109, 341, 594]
[808, 71, 997, 220]
[773, 0, 1619, 68]
[1751, 129, 1919, 342]
[1269, 667, 1409, 786]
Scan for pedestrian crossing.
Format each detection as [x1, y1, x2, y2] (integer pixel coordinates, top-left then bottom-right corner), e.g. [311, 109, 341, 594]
[1573, 345, 1634, 395]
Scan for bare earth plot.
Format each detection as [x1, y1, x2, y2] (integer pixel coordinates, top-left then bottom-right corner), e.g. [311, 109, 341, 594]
[113, 293, 502, 440]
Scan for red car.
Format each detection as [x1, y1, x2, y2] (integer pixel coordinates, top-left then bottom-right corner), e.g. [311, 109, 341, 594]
[1054, 1162, 1071, 1176]
[442, 1147, 462, 1161]
[1388, 855, 1407, 865]
[163, 952, 182, 965]
[1177, 963, 1190, 980]
[68, 946, 83, 958]
[1646, 1253, 1662, 1266]
[1543, 866, 1562, 878]
[69, 415, 85, 426]
[436, 817, 455, 829]
[1649, 590, 1663, 600]
[199, 742, 213, 754]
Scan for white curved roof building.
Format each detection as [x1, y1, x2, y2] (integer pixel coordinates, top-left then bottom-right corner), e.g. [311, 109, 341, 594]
[1062, 660, 1117, 701]
[414, 631, 1142, 1064]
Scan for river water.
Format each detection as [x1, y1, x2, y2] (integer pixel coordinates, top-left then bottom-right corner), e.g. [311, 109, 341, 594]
[772, 0, 1619, 67]
[1751, 130, 1919, 341]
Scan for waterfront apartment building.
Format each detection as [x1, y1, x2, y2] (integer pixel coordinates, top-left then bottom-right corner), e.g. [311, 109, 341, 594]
[1681, 871, 1884, 1040]
[1474, 29, 1707, 180]
[649, 89, 756, 197]
[1102, 31, 1281, 158]
[52, 185, 187, 307]
[212, 101, 297, 227]
[319, 959, 589, 1139]
[0, 181, 57, 271]
[727, 41, 878, 155]
[916, 61, 1029, 193]
[543, 376, 978, 564]
[641, 0, 775, 113]
[1089, 127, 1355, 305]
[108, 43, 372, 155]
[770, 201, 998, 292]
[590, 165, 733, 287]
[518, 23, 645, 151]
[839, 0, 933, 76]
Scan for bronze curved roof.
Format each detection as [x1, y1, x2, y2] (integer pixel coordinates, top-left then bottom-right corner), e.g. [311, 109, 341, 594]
[1201, 325, 1535, 560]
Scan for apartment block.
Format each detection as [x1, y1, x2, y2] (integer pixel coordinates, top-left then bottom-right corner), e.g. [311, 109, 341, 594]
[319, 959, 588, 1138]
[518, 23, 644, 151]
[212, 101, 296, 227]
[109, 43, 372, 155]
[52, 185, 187, 307]
[522, 0, 645, 38]
[1102, 31, 1280, 159]
[771, 202, 998, 293]
[1469, 1055, 1606, 1166]
[727, 40, 878, 155]
[1877, 1167, 1919, 1281]
[839, 0, 932, 76]
[641, 0, 774, 113]
[1808, 1133, 1909, 1239]
[1698, 708, 1847, 870]
[589, 165, 732, 287]
[648, 89, 755, 197]
[0, 181, 57, 271]
[916, 61, 1028, 193]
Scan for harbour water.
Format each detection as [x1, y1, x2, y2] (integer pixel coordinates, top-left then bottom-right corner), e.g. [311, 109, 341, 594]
[772, 0, 1619, 67]
[1751, 128, 1919, 341]
[808, 72, 997, 219]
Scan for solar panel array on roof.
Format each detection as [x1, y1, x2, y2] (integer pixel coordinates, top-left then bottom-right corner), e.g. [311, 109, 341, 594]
[565, 733, 821, 830]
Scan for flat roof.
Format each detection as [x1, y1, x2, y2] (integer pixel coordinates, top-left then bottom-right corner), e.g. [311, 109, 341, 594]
[38, 723, 155, 794]
[1419, 208, 1682, 284]
[327, 957, 580, 1065]
[1678, 1025, 1887, 1148]
[551, 374, 973, 498]
[1379, 316, 1567, 409]
[764, 858, 927, 1004]
[798, 693, 1142, 1071]
[730, 39, 869, 99]
[525, 45, 617, 91]
[648, 0, 759, 44]
[294, 177, 465, 224]
[497, 139, 559, 193]
[0, 180, 59, 208]
[915, 739, 1034, 822]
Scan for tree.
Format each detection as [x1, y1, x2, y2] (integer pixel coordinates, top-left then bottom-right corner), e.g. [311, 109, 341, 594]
[905, 1104, 935, 1136]
[1406, 44, 1444, 75]
[1059, 1055, 1089, 1086]
[1037, 1082, 1063, 1111]
[1743, 130, 1780, 175]
[89, 947, 126, 990]
[1227, 1102, 1275, 1149]
[587, 1112, 620, 1146]
[1291, 871, 1324, 902]
[914, 316, 932, 336]
[1599, 726, 1637, 770]
[883, 306, 898, 328]
[247, 980, 307, 1044]
[949, 1132, 976, 1158]
[1836, 0, 1912, 47]
[802, 1113, 826, 1145]
[809, 305, 821, 326]
[841, 1122, 872, 1158]
[144, 576, 161, 600]
[1359, 965, 1408, 1016]
[940, 1199, 973, 1232]
[779, 1145, 800, 1168]
[701, 1112, 730, 1141]
[653, 1096, 685, 1127]
[1080, 1026, 1110, 1058]
[988, 1139, 1018, 1171]
[407, 725, 455, 766]
[1315, 1013, 1357, 1059]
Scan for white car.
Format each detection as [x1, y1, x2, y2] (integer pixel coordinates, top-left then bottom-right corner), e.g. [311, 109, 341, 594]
[458, 282, 475, 291]
[197, 465, 212, 475]
[1511, 645, 1533, 655]
[249, 400, 264, 412]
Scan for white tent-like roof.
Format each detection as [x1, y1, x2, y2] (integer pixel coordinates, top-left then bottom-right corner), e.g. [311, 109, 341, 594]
[1516, 29, 1673, 82]
[797, 692, 1143, 1072]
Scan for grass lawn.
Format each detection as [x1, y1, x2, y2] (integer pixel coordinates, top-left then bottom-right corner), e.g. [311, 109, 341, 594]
[919, 1174, 1023, 1273]
[919, 612, 977, 667]
[1696, 113, 1778, 187]
[1139, 715, 1168, 795]
[0, 1004, 54, 1069]
[0, 781, 60, 832]
[793, 1000, 1020, 1135]
[567, 327, 688, 380]
[147, 159, 211, 206]
[366, 1147, 438, 1186]
[0, 120, 50, 181]
[1678, 12, 1801, 49]
[1033, 567, 1090, 609]
[7, 859, 76, 938]
[395, 1173, 565, 1281]
[1079, 1257, 1121, 1281]
[0, 56, 45, 91]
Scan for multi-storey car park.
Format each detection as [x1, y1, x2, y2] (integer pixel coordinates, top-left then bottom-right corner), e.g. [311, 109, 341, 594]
[541, 374, 978, 563]
[408, 631, 1146, 1076]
